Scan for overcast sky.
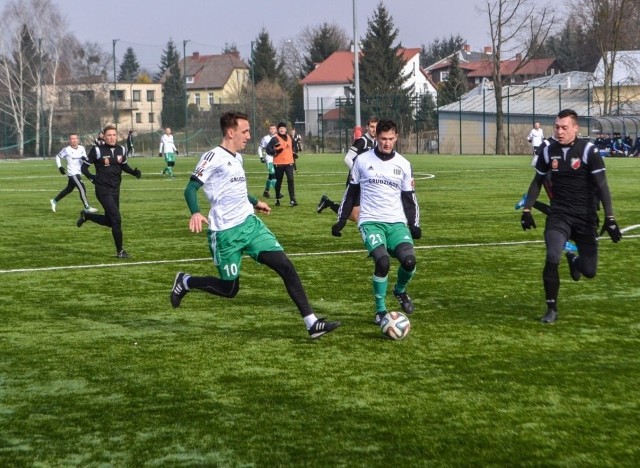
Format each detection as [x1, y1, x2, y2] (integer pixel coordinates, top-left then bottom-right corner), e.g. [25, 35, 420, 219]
[55, 0, 570, 73]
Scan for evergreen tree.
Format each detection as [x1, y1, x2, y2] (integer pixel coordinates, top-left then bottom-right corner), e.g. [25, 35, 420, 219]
[415, 92, 437, 131]
[249, 29, 283, 85]
[156, 39, 181, 81]
[159, 39, 185, 129]
[118, 47, 140, 82]
[303, 22, 349, 76]
[541, 17, 599, 72]
[222, 42, 238, 54]
[437, 53, 468, 106]
[358, 2, 413, 128]
[420, 34, 466, 68]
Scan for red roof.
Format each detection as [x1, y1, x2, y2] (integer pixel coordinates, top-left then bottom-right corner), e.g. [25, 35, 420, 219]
[466, 58, 557, 77]
[301, 48, 421, 86]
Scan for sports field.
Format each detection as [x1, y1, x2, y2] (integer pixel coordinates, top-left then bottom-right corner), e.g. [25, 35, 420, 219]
[1, 153, 639, 465]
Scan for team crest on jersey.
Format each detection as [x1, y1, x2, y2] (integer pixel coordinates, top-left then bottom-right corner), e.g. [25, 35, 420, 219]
[551, 159, 559, 170]
[571, 158, 581, 170]
[104, 158, 110, 166]
[117, 155, 123, 163]
[393, 168, 401, 176]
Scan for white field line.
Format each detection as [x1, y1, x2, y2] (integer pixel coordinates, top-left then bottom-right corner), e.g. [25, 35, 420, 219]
[1, 235, 637, 275]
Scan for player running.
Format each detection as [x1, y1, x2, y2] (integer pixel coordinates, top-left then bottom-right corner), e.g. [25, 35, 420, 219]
[170, 111, 341, 339]
[258, 123, 277, 198]
[331, 118, 421, 325]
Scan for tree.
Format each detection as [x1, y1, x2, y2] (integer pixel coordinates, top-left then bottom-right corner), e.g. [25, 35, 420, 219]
[159, 39, 185, 129]
[249, 29, 283, 85]
[118, 47, 140, 82]
[0, 0, 66, 157]
[301, 22, 350, 76]
[421, 34, 467, 68]
[222, 42, 238, 54]
[483, 0, 554, 154]
[437, 53, 468, 106]
[541, 16, 600, 72]
[415, 92, 437, 131]
[575, 0, 639, 115]
[156, 38, 181, 82]
[358, 2, 413, 128]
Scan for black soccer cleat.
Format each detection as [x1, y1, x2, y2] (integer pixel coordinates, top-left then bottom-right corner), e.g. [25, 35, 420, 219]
[308, 318, 341, 339]
[76, 210, 86, 228]
[262, 191, 270, 198]
[290, 200, 298, 207]
[541, 308, 558, 324]
[374, 312, 387, 325]
[171, 272, 188, 308]
[116, 250, 129, 258]
[566, 252, 581, 281]
[275, 199, 280, 206]
[393, 288, 415, 314]
[316, 195, 331, 213]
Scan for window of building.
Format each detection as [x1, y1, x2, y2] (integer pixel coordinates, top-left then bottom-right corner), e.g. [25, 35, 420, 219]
[135, 113, 142, 123]
[146, 90, 155, 102]
[208, 93, 214, 105]
[148, 113, 155, 123]
[109, 89, 125, 101]
[186, 76, 194, 84]
[195, 93, 201, 107]
[440, 70, 449, 81]
[132, 90, 141, 102]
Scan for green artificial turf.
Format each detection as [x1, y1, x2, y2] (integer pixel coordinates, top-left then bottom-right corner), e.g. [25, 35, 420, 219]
[0, 153, 639, 466]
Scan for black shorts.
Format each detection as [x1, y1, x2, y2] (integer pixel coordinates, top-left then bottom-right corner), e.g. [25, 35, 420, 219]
[545, 212, 598, 244]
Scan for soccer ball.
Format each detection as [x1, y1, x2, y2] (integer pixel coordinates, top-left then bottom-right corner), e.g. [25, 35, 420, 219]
[380, 311, 411, 340]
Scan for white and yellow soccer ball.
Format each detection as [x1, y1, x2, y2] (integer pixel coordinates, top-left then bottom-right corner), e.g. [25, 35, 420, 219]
[380, 311, 411, 340]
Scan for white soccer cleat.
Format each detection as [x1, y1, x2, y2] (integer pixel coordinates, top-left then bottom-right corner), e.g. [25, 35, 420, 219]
[85, 206, 98, 213]
[50, 199, 57, 212]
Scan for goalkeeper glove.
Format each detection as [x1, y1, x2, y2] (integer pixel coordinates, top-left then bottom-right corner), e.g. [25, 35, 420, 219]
[521, 211, 536, 230]
[132, 168, 142, 179]
[600, 217, 622, 243]
[331, 220, 347, 237]
[409, 225, 422, 240]
[259, 156, 265, 163]
[58, 167, 66, 175]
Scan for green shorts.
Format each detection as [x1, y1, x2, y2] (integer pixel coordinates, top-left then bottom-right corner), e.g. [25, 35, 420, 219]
[207, 215, 283, 280]
[164, 153, 175, 163]
[266, 162, 275, 176]
[359, 222, 413, 256]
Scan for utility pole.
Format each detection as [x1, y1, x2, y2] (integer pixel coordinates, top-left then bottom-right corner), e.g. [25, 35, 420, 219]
[112, 39, 119, 130]
[353, 0, 362, 139]
[183, 39, 190, 156]
[250, 41, 257, 154]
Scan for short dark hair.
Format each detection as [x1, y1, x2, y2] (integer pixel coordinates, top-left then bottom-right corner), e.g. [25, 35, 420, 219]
[220, 111, 249, 134]
[367, 116, 380, 125]
[375, 119, 397, 134]
[102, 124, 116, 134]
[277, 121, 287, 129]
[557, 109, 578, 124]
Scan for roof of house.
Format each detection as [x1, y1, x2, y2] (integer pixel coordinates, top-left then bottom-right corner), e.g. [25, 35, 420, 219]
[593, 50, 640, 85]
[465, 58, 557, 78]
[167, 52, 249, 90]
[300, 47, 423, 86]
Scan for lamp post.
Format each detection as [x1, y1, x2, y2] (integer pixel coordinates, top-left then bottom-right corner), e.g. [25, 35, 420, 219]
[112, 39, 119, 130]
[183, 39, 190, 156]
[353, 0, 361, 139]
[250, 40, 257, 154]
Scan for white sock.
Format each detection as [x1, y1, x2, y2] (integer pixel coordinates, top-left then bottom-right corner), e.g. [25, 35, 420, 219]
[304, 314, 318, 330]
[183, 274, 191, 290]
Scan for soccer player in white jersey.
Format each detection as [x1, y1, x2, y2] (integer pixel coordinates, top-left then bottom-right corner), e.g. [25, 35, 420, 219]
[171, 111, 341, 339]
[332, 119, 421, 325]
[50, 133, 97, 213]
[159, 127, 178, 178]
[257, 123, 277, 198]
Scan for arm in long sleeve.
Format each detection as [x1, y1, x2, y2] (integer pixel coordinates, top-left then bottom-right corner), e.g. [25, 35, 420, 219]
[401, 190, 420, 228]
[523, 174, 545, 210]
[343, 149, 357, 170]
[336, 183, 360, 222]
[184, 177, 203, 214]
[81, 160, 94, 181]
[593, 171, 614, 217]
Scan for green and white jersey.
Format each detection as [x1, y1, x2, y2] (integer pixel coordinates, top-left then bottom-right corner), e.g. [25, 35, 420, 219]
[192, 146, 254, 231]
[350, 149, 414, 226]
[56, 145, 87, 176]
[258, 134, 274, 164]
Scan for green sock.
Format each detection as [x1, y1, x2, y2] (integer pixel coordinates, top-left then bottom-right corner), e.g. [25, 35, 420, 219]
[372, 275, 388, 312]
[264, 180, 270, 191]
[394, 266, 415, 294]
